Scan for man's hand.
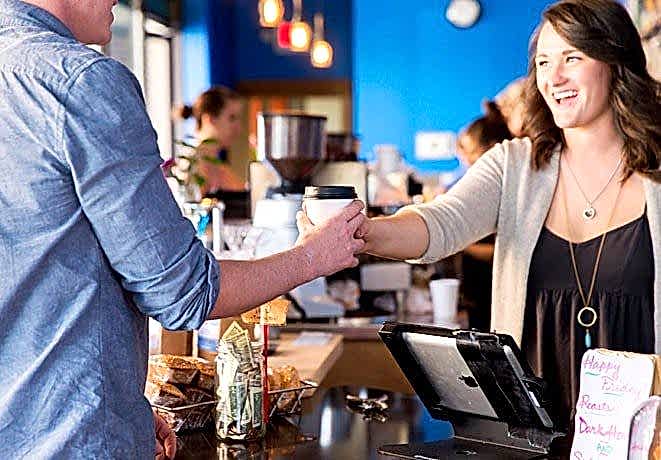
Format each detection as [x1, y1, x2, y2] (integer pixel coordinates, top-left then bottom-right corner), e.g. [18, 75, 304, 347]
[295, 200, 366, 277]
[354, 215, 375, 254]
[154, 411, 176, 460]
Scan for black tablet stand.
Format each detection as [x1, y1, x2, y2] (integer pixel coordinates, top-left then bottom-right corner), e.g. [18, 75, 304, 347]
[377, 322, 566, 459]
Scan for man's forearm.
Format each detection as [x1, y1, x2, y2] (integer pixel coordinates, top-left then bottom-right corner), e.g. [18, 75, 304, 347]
[364, 209, 430, 260]
[208, 246, 316, 319]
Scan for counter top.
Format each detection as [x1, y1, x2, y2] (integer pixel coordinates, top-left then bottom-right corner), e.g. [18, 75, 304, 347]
[284, 312, 468, 341]
[268, 332, 343, 387]
[175, 386, 452, 460]
[175, 386, 570, 459]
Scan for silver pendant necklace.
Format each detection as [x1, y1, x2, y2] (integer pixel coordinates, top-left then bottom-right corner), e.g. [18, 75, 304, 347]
[564, 153, 623, 221]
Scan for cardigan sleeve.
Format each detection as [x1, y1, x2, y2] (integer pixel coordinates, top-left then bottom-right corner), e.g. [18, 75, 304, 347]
[406, 141, 507, 264]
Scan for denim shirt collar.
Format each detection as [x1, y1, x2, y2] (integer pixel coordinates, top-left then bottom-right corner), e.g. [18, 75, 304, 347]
[0, 0, 75, 40]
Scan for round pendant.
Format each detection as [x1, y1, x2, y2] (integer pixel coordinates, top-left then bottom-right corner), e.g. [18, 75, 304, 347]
[583, 206, 596, 220]
[577, 306, 598, 328]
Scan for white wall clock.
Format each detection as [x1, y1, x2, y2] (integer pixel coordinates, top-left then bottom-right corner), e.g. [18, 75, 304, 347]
[446, 0, 482, 29]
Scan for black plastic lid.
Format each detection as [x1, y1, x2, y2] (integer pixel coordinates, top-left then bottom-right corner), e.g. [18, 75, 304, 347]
[303, 186, 357, 200]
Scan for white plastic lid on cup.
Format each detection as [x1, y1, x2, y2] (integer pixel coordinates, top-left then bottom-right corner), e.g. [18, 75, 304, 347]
[303, 186, 357, 225]
[429, 278, 460, 325]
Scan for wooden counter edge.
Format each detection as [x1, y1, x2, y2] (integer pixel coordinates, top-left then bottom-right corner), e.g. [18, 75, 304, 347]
[268, 333, 344, 396]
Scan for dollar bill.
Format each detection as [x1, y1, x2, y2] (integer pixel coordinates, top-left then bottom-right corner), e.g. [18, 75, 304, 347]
[250, 385, 262, 428]
[221, 321, 244, 343]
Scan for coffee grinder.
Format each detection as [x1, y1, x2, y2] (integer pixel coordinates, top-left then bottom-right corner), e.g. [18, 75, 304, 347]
[252, 111, 344, 318]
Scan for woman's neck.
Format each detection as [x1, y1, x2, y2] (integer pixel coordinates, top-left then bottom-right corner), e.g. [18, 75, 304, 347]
[196, 128, 225, 148]
[562, 114, 623, 167]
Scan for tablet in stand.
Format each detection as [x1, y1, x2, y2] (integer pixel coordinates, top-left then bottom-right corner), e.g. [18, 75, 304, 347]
[377, 321, 566, 459]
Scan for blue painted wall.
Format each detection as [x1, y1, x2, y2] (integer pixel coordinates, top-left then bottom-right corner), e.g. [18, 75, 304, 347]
[182, 0, 352, 97]
[353, 0, 554, 171]
[181, 0, 213, 103]
[181, 0, 237, 102]
[182, 1, 557, 172]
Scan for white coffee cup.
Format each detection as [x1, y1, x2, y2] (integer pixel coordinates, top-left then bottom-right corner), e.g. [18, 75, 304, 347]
[303, 186, 357, 225]
[429, 278, 460, 324]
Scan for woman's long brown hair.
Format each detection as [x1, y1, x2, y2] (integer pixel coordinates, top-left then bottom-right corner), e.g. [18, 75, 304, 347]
[522, 0, 661, 182]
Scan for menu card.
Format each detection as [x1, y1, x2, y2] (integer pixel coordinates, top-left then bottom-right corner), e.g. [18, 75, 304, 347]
[570, 349, 657, 459]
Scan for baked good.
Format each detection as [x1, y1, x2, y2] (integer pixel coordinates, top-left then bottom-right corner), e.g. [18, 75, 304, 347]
[267, 366, 283, 391]
[277, 365, 300, 389]
[145, 380, 186, 408]
[146, 355, 217, 432]
[151, 354, 198, 369]
[268, 365, 301, 412]
[192, 358, 215, 391]
[148, 354, 198, 385]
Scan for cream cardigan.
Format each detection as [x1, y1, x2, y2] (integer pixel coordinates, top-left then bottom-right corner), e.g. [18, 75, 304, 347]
[408, 137, 661, 351]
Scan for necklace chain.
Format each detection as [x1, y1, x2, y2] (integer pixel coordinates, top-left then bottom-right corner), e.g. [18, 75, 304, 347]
[564, 154, 623, 212]
[561, 155, 623, 343]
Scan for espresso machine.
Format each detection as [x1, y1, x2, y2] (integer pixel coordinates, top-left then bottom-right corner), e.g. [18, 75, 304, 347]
[252, 112, 325, 255]
[252, 112, 347, 318]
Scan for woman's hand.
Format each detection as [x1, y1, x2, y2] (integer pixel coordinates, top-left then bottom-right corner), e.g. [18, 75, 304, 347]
[354, 216, 375, 254]
[154, 411, 177, 460]
[295, 200, 366, 277]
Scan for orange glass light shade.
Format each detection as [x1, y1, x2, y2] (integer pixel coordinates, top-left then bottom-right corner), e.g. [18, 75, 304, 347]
[310, 39, 333, 68]
[289, 21, 312, 52]
[258, 0, 284, 28]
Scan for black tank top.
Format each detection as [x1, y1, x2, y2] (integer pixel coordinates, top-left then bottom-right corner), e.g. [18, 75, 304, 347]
[522, 213, 654, 430]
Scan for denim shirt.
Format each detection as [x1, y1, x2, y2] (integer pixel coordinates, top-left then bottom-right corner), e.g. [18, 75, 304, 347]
[0, 1, 219, 457]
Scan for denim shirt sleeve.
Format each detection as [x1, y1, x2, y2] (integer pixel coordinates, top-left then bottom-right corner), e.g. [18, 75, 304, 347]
[60, 57, 219, 330]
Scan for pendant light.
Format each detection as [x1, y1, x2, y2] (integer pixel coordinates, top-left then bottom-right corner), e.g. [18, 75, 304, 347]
[258, 0, 284, 28]
[289, 0, 312, 52]
[310, 13, 333, 68]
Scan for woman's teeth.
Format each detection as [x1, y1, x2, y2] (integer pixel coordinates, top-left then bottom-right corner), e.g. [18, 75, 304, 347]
[553, 89, 578, 104]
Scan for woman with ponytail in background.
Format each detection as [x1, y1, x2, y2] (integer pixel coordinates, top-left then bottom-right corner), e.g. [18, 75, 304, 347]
[174, 86, 247, 194]
[455, 101, 513, 331]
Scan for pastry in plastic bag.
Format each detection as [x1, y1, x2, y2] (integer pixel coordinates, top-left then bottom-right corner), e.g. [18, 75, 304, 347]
[148, 354, 198, 385]
[184, 357, 215, 391]
[268, 365, 301, 412]
[145, 380, 186, 408]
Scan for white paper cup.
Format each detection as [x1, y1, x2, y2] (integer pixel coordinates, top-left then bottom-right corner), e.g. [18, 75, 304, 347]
[429, 278, 460, 324]
[305, 198, 354, 225]
[303, 186, 357, 225]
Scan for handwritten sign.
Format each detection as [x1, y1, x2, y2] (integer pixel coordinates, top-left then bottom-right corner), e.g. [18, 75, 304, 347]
[570, 349, 655, 460]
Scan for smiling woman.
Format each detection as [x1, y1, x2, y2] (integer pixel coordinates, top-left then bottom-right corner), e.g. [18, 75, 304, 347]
[522, 0, 660, 179]
[310, 0, 661, 435]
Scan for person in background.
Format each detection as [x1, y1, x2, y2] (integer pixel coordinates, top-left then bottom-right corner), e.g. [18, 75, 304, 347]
[455, 101, 513, 331]
[174, 86, 247, 194]
[495, 77, 527, 137]
[0, 0, 365, 458]
[301, 0, 660, 430]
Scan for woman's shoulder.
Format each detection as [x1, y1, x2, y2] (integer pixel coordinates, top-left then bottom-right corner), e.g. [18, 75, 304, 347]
[495, 137, 532, 159]
[479, 137, 534, 169]
[641, 172, 661, 200]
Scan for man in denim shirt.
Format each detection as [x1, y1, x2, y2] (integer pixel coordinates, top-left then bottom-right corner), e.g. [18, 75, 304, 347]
[0, 0, 366, 457]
